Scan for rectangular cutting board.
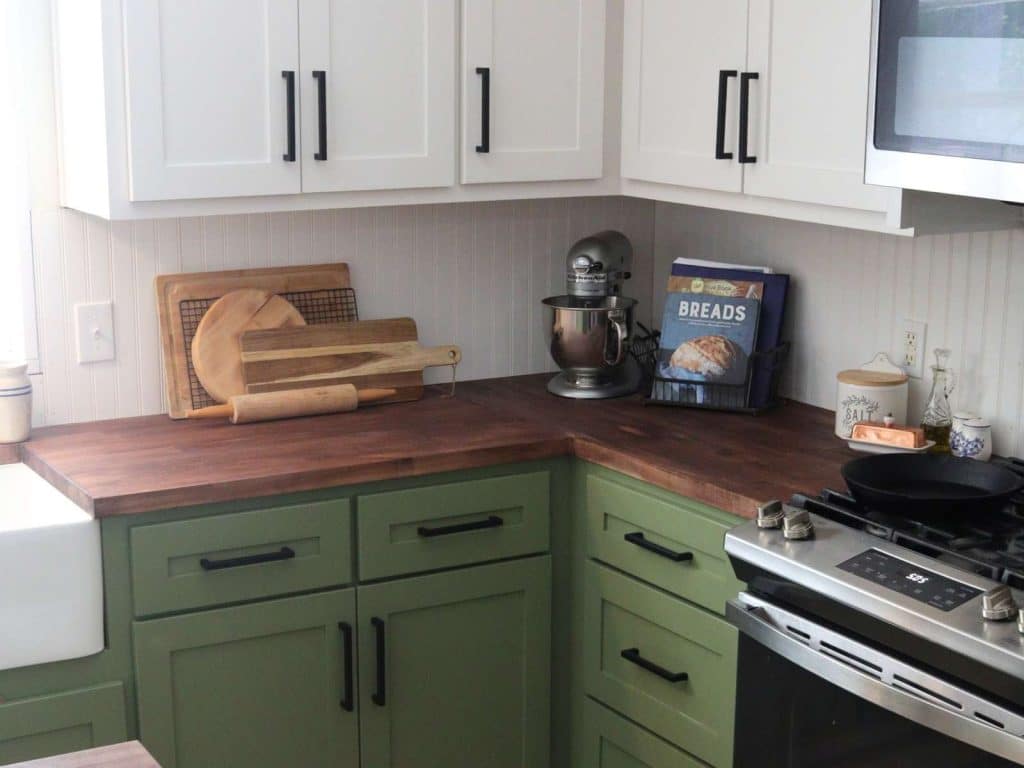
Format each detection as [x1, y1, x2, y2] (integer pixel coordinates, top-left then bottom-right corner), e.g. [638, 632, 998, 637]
[155, 264, 355, 419]
[241, 318, 459, 404]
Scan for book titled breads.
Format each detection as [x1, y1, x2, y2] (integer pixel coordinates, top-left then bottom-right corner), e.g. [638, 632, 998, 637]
[657, 275, 763, 387]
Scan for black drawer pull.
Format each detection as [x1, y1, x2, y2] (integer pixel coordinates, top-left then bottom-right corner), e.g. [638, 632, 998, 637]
[313, 70, 328, 160]
[475, 66, 490, 153]
[371, 617, 386, 706]
[715, 69, 737, 160]
[418, 515, 504, 538]
[338, 621, 354, 712]
[738, 71, 758, 164]
[624, 532, 693, 563]
[199, 546, 295, 571]
[621, 648, 689, 683]
[281, 70, 296, 162]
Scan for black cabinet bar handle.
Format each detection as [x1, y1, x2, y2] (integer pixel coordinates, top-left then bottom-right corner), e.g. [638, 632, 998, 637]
[715, 70, 737, 160]
[621, 648, 689, 683]
[624, 532, 693, 563]
[338, 622, 354, 712]
[199, 546, 295, 571]
[313, 70, 327, 161]
[371, 617, 386, 706]
[738, 71, 758, 164]
[418, 515, 504, 538]
[281, 70, 296, 162]
[475, 66, 490, 153]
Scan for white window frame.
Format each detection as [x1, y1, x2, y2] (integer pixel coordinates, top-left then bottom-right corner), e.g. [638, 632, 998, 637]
[0, 1, 39, 372]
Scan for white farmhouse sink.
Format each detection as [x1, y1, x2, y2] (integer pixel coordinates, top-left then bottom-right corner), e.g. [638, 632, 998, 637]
[0, 463, 103, 671]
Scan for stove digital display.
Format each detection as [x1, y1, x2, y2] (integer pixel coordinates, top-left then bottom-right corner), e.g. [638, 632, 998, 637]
[837, 549, 982, 612]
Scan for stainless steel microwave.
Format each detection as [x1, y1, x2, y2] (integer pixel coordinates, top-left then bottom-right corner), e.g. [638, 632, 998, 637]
[866, 0, 1024, 203]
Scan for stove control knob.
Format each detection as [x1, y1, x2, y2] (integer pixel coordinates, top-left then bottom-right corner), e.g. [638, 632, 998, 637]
[1018, 608, 1024, 635]
[782, 508, 814, 540]
[981, 585, 1018, 621]
[757, 501, 785, 529]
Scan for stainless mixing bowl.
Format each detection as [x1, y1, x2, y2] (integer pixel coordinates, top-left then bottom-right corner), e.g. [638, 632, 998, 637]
[542, 295, 637, 388]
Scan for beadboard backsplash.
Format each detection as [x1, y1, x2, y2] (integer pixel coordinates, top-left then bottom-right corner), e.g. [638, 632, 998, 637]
[30, 196, 654, 426]
[653, 203, 1024, 457]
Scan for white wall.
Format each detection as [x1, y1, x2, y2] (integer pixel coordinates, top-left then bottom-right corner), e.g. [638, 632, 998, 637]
[31, 197, 654, 425]
[654, 203, 1024, 456]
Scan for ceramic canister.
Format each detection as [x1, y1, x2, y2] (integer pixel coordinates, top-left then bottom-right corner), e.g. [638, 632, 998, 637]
[0, 361, 32, 444]
[951, 415, 993, 461]
[835, 353, 909, 439]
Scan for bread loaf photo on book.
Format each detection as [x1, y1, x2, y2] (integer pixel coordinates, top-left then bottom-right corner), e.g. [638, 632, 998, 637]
[668, 335, 744, 380]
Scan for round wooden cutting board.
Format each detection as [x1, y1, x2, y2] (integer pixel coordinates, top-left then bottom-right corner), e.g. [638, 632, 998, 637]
[191, 289, 305, 403]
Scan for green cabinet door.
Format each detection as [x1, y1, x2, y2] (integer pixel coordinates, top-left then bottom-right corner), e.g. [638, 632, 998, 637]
[357, 556, 552, 768]
[134, 589, 358, 768]
[0, 682, 127, 766]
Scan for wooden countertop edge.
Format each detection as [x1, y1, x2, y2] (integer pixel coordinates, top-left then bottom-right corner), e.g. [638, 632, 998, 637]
[7, 741, 160, 768]
[0, 442, 21, 465]
[571, 438, 758, 517]
[84, 436, 576, 517]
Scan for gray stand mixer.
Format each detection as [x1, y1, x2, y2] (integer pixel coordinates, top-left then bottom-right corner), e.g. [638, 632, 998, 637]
[542, 231, 641, 399]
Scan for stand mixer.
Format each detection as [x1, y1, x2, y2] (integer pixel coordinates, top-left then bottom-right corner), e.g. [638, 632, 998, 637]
[542, 231, 641, 399]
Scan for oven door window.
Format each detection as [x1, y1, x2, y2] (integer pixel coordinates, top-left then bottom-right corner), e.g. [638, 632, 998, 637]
[734, 633, 1021, 767]
[875, 0, 1024, 162]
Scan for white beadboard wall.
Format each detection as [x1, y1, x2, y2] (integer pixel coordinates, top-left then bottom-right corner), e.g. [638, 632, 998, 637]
[30, 196, 654, 426]
[654, 203, 1024, 456]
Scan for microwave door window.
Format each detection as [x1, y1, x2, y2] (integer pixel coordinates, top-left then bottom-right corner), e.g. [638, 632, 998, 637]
[876, 0, 1024, 162]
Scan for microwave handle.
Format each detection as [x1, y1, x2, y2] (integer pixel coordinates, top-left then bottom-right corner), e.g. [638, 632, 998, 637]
[726, 595, 1024, 763]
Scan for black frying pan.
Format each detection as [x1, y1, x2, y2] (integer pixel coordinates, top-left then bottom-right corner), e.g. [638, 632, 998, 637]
[841, 454, 1024, 516]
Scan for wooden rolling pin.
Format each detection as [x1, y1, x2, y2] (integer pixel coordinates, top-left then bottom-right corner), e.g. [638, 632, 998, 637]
[185, 384, 396, 424]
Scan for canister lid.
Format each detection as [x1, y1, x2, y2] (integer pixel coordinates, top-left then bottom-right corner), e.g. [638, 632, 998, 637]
[837, 369, 908, 387]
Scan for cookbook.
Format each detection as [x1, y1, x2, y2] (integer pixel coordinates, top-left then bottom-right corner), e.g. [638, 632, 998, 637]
[657, 275, 763, 387]
[669, 259, 790, 407]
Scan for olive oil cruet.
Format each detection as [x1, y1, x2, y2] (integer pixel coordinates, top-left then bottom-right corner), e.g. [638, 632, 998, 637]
[921, 348, 955, 453]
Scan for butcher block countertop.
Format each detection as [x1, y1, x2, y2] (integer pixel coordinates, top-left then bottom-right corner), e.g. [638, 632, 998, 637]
[18, 374, 854, 519]
[7, 742, 160, 768]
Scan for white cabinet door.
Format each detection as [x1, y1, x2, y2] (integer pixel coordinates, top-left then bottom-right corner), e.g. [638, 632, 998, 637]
[122, 0, 301, 201]
[621, 0, 749, 193]
[743, 0, 890, 211]
[461, 0, 605, 184]
[299, 0, 456, 193]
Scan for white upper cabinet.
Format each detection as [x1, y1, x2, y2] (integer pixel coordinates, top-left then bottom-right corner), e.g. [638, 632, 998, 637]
[743, 0, 890, 212]
[621, 0, 749, 194]
[122, 0, 301, 201]
[298, 0, 456, 193]
[621, 0, 897, 224]
[461, 0, 606, 184]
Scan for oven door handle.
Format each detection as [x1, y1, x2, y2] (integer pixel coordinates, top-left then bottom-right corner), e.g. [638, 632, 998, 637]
[726, 595, 1024, 763]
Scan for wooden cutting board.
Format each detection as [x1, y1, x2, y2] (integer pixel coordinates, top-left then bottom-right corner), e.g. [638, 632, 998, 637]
[191, 289, 306, 403]
[240, 318, 460, 404]
[155, 264, 355, 419]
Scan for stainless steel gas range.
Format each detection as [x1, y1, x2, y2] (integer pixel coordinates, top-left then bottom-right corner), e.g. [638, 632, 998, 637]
[725, 481, 1024, 766]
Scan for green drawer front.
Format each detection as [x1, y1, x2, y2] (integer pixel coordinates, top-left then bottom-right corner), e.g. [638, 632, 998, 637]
[585, 472, 744, 615]
[357, 471, 550, 580]
[0, 682, 127, 766]
[131, 499, 352, 617]
[583, 562, 736, 768]
[583, 699, 709, 768]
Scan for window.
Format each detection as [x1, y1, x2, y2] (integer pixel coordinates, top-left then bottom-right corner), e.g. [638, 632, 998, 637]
[0, 2, 37, 368]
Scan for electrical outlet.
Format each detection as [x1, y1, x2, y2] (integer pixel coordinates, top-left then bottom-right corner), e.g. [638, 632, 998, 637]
[75, 302, 115, 364]
[902, 319, 927, 378]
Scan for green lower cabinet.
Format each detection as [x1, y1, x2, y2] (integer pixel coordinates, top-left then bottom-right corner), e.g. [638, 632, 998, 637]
[134, 589, 358, 768]
[0, 682, 127, 766]
[357, 556, 552, 768]
[583, 562, 736, 768]
[583, 699, 709, 768]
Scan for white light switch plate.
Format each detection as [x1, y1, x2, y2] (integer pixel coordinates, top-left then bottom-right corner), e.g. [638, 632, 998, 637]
[75, 302, 115, 364]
